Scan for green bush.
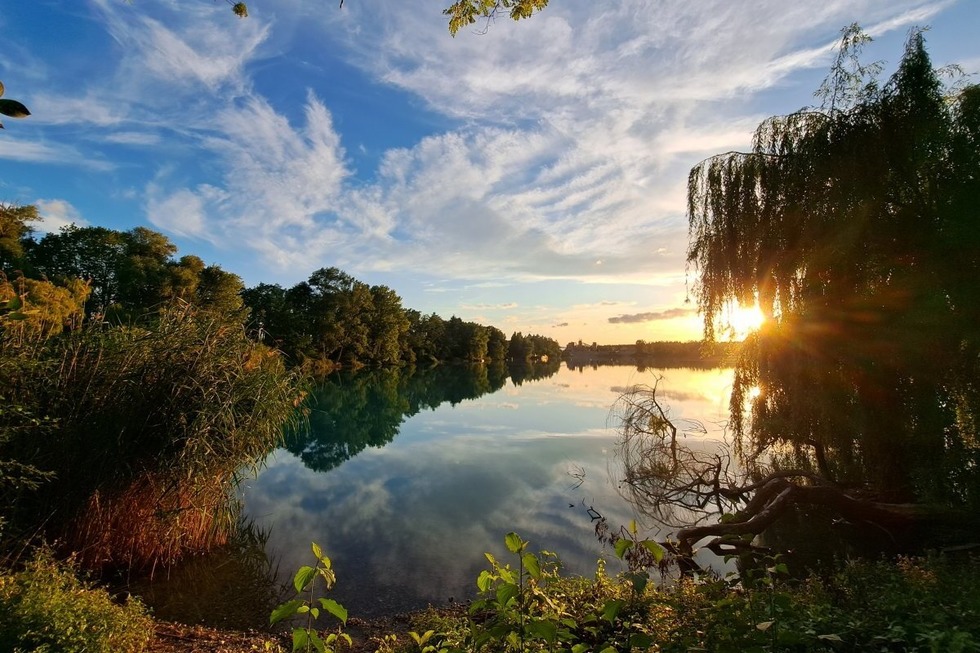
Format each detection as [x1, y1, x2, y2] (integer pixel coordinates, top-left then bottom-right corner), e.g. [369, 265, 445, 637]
[405, 537, 980, 653]
[0, 550, 153, 653]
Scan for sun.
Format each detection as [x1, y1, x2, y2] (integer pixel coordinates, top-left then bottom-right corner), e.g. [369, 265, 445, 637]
[727, 303, 765, 340]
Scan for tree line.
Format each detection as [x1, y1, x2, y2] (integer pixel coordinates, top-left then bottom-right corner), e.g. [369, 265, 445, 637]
[0, 205, 559, 372]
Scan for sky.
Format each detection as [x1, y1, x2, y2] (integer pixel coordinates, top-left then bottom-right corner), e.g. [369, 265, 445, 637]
[1, 1, 978, 344]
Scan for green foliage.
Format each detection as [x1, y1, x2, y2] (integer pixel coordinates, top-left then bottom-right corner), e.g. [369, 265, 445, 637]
[0, 275, 89, 343]
[0, 549, 153, 653]
[0, 205, 37, 271]
[403, 534, 980, 653]
[658, 555, 980, 653]
[241, 268, 527, 370]
[269, 542, 351, 653]
[453, 532, 656, 653]
[507, 332, 561, 363]
[443, 0, 549, 36]
[0, 304, 303, 569]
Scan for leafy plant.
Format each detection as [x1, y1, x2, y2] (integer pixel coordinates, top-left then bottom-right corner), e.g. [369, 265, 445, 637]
[0, 548, 153, 653]
[269, 542, 351, 653]
[463, 532, 657, 653]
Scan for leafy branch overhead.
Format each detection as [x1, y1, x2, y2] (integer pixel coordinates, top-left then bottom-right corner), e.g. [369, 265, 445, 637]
[218, 0, 549, 34]
[443, 0, 550, 35]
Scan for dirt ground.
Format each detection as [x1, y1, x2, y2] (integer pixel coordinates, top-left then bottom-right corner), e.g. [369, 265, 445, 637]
[147, 612, 422, 653]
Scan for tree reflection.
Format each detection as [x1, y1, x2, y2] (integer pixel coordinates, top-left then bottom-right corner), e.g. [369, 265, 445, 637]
[285, 362, 558, 472]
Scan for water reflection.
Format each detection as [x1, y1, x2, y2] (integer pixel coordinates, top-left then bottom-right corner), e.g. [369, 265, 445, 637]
[241, 362, 733, 618]
[286, 361, 559, 473]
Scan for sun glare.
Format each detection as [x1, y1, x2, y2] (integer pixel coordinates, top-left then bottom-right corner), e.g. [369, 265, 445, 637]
[728, 304, 766, 339]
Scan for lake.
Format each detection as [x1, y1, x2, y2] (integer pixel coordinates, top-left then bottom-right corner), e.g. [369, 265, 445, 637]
[134, 361, 735, 625]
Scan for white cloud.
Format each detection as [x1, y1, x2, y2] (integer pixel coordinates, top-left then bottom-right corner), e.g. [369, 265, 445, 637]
[31, 0, 949, 294]
[102, 131, 162, 146]
[32, 199, 89, 233]
[145, 184, 223, 240]
[0, 137, 113, 170]
[146, 92, 354, 269]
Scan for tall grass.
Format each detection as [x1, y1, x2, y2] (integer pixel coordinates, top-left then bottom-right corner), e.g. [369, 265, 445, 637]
[1, 303, 304, 570]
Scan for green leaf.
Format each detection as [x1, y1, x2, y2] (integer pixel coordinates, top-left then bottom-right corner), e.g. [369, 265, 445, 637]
[614, 538, 633, 559]
[294, 565, 316, 593]
[312, 542, 323, 559]
[477, 570, 495, 592]
[297, 604, 310, 614]
[496, 581, 519, 607]
[522, 553, 542, 580]
[598, 647, 618, 653]
[504, 532, 525, 554]
[270, 599, 304, 625]
[631, 633, 654, 648]
[413, 630, 435, 645]
[310, 607, 319, 619]
[292, 628, 309, 652]
[5, 296, 22, 310]
[641, 539, 666, 563]
[629, 519, 638, 535]
[319, 598, 348, 624]
[572, 645, 589, 653]
[601, 599, 624, 623]
[526, 619, 558, 642]
[317, 566, 336, 588]
[308, 630, 326, 653]
[626, 571, 648, 594]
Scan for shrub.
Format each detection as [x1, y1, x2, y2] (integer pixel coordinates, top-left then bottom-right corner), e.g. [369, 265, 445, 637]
[0, 550, 153, 653]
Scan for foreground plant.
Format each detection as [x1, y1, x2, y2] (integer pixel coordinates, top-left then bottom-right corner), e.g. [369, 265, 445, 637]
[0, 549, 153, 653]
[270, 542, 350, 653]
[462, 532, 658, 653]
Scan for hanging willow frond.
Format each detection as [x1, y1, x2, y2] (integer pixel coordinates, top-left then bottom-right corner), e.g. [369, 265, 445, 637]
[685, 27, 980, 501]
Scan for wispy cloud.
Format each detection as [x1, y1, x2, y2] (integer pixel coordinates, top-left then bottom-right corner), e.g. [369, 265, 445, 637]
[0, 137, 113, 170]
[609, 308, 694, 324]
[461, 302, 519, 310]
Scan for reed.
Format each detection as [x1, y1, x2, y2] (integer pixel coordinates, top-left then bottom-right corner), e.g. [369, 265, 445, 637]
[1, 302, 304, 570]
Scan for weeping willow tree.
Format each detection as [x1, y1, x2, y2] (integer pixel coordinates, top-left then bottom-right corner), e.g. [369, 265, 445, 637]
[686, 26, 980, 506]
[614, 27, 980, 559]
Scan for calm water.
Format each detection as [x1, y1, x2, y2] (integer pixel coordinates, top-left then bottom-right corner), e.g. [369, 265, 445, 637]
[237, 362, 735, 618]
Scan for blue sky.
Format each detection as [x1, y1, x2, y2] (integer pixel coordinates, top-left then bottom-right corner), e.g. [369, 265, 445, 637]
[1, 1, 977, 343]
